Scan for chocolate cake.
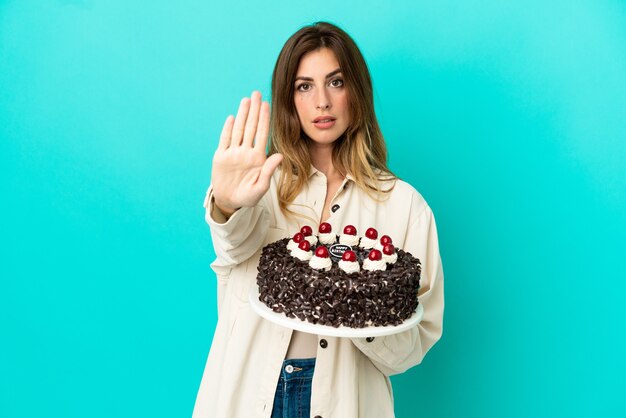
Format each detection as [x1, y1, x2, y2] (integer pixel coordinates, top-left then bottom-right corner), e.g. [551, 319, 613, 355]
[256, 224, 421, 328]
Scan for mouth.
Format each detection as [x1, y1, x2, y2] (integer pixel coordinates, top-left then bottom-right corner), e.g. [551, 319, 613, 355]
[313, 116, 337, 129]
[312, 118, 336, 129]
[313, 116, 336, 123]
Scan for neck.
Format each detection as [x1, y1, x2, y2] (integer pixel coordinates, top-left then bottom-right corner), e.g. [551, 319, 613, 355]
[309, 142, 343, 180]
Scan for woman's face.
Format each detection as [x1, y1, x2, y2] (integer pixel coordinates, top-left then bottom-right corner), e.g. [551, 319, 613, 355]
[293, 48, 350, 146]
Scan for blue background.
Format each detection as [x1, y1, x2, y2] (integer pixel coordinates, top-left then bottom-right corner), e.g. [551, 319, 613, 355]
[2, 1, 625, 417]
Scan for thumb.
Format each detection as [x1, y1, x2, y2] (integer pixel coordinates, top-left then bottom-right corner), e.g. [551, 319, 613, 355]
[257, 153, 283, 189]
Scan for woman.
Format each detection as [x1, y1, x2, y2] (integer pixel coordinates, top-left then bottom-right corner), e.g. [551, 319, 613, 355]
[193, 21, 444, 418]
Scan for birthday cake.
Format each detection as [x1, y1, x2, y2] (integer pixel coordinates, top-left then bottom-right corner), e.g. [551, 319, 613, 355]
[256, 224, 421, 328]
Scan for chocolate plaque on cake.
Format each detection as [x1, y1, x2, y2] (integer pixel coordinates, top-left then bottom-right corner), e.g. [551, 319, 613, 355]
[328, 243, 351, 262]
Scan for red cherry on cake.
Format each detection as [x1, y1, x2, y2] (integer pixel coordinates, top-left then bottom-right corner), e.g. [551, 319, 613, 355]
[298, 240, 311, 252]
[342, 250, 357, 262]
[292, 232, 305, 243]
[319, 222, 332, 234]
[365, 227, 378, 240]
[343, 225, 357, 235]
[315, 246, 330, 258]
[368, 249, 382, 261]
[382, 244, 395, 255]
[300, 225, 313, 237]
[380, 235, 393, 246]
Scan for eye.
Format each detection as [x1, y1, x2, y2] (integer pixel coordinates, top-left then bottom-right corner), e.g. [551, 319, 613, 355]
[296, 83, 311, 92]
[330, 78, 344, 87]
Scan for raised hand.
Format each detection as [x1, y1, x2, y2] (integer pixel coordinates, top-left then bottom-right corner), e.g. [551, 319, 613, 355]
[211, 91, 283, 217]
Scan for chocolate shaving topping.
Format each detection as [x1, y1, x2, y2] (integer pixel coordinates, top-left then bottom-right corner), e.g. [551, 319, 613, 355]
[256, 237, 421, 328]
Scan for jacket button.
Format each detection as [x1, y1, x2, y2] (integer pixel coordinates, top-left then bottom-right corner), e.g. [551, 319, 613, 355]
[366, 337, 375, 342]
[331, 204, 340, 212]
[319, 339, 328, 349]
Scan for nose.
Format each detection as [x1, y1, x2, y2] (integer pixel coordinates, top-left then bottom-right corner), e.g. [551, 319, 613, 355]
[315, 88, 331, 110]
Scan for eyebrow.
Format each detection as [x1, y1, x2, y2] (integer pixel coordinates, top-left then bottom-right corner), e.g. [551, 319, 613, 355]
[295, 68, 342, 82]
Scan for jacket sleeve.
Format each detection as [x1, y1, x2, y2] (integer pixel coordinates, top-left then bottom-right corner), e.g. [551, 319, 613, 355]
[203, 185, 272, 309]
[350, 201, 445, 376]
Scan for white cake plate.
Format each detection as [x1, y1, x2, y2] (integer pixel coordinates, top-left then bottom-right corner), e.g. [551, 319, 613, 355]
[249, 286, 423, 338]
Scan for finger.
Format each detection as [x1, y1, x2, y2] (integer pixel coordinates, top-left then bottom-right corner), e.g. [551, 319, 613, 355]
[230, 97, 251, 147]
[256, 153, 283, 190]
[253, 101, 271, 151]
[243, 91, 261, 147]
[218, 115, 234, 150]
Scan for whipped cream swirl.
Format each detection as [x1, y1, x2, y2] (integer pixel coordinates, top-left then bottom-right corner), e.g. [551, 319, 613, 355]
[339, 234, 359, 246]
[363, 258, 387, 271]
[359, 236, 377, 249]
[287, 239, 300, 252]
[304, 235, 318, 246]
[382, 252, 398, 264]
[309, 255, 332, 271]
[338, 260, 360, 274]
[291, 247, 312, 261]
[319, 233, 336, 245]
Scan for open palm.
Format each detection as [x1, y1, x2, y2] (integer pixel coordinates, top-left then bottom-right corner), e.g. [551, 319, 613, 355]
[211, 91, 283, 215]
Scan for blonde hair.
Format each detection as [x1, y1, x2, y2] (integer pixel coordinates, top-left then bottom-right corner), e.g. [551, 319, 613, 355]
[269, 21, 395, 220]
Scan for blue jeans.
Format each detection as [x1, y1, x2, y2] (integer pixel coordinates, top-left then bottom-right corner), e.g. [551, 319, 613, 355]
[271, 358, 316, 418]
